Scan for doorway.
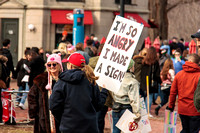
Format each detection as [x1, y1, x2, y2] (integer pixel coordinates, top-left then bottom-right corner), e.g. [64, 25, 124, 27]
[1, 18, 19, 66]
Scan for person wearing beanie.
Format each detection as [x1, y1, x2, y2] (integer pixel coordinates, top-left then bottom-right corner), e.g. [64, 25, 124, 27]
[111, 59, 140, 133]
[49, 53, 108, 133]
[28, 53, 63, 133]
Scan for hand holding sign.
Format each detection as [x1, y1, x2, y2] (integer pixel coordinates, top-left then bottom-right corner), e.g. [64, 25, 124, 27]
[94, 15, 144, 93]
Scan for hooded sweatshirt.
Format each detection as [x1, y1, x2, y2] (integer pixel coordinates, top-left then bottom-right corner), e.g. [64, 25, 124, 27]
[168, 61, 200, 116]
[50, 69, 107, 133]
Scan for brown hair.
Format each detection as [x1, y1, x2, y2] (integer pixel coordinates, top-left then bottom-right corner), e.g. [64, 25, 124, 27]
[188, 54, 200, 64]
[70, 64, 99, 85]
[161, 58, 174, 80]
[142, 47, 158, 65]
[182, 50, 188, 58]
[76, 43, 84, 51]
[27, 50, 39, 61]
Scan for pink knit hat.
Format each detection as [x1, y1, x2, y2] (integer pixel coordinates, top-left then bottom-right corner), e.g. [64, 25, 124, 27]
[45, 53, 63, 90]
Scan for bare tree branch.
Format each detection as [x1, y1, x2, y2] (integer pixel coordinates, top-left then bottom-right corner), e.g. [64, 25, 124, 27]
[167, 0, 200, 12]
[167, 0, 183, 12]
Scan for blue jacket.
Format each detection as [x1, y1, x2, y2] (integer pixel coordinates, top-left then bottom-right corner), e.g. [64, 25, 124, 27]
[172, 58, 185, 74]
[160, 45, 170, 55]
[50, 69, 107, 133]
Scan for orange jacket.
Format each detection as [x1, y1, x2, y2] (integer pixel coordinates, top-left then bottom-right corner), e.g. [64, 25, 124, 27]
[168, 61, 200, 116]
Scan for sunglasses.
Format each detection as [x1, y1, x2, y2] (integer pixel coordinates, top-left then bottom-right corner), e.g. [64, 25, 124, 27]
[47, 63, 58, 67]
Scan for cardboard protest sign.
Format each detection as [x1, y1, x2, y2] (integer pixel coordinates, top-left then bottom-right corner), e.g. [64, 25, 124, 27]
[94, 15, 144, 93]
[164, 110, 177, 133]
[140, 98, 147, 116]
[107, 110, 113, 133]
[116, 109, 151, 133]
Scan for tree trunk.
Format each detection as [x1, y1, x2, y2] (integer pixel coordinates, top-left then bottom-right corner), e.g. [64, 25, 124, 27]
[159, 0, 168, 40]
[148, 0, 168, 40]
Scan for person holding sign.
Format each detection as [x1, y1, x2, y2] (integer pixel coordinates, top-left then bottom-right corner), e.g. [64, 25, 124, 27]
[140, 47, 161, 117]
[111, 59, 140, 133]
[49, 53, 108, 133]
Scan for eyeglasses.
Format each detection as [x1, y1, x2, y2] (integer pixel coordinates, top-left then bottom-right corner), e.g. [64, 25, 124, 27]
[47, 63, 58, 67]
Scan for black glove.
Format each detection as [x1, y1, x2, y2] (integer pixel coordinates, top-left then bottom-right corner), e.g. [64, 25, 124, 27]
[166, 106, 174, 112]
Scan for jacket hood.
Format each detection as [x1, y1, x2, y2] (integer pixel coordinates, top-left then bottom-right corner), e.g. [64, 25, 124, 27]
[59, 69, 84, 83]
[89, 56, 99, 70]
[133, 55, 144, 64]
[182, 61, 200, 72]
[0, 55, 8, 63]
[133, 55, 144, 60]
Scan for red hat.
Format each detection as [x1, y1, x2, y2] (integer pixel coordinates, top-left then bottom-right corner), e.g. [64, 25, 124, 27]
[64, 53, 86, 67]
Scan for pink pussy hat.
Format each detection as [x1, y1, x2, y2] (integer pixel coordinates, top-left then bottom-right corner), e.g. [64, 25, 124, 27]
[45, 53, 63, 90]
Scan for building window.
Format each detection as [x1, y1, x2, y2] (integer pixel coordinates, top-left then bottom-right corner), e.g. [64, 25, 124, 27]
[115, 0, 131, 5]
[56, 0, 84, 2]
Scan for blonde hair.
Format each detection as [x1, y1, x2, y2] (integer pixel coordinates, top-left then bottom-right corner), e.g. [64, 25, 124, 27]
[58, 43, 67, 53]
[70, 63, 99, 85]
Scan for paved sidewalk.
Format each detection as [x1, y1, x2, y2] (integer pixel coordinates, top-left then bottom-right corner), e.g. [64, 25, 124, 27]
[10, 80, 182, 133]
[103, 104, 182, 133]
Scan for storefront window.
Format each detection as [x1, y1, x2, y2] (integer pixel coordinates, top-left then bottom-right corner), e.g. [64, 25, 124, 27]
[55, 24, 73, 48]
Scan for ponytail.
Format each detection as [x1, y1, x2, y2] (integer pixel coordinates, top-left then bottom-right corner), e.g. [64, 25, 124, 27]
[70, 63, 99, 85]
[81, 65, 99, 85]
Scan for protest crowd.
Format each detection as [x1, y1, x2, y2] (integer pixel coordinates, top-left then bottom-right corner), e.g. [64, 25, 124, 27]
[0, 26, 200, 133]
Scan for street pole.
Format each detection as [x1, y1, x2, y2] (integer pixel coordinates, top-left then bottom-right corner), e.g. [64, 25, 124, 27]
[120, 0, 124, 17]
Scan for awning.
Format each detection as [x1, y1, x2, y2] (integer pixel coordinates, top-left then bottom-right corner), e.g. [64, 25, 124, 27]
[114, 12, 150, 27]
[51, 10, 93, 25]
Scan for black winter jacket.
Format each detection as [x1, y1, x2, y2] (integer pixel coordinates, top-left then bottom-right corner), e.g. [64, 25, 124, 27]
[28, 56, 45, 87]
[0, 55, 9, 88]
[1, 48, 15, 76]
[140, 61, 161, 95]
[50, 69, 107, 133]
[15, 58, 29, 87]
